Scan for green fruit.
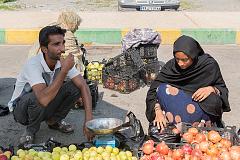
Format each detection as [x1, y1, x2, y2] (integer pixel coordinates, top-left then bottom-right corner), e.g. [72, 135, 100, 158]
[68, 151, 75, 157]
[125, 151, 132, 157]
[60, 151, 67, 155]
[74, 152, 83, 160]
[53, 147, 62, 153]
[18, 151, 26, 158]
[69, 144, 77, 152]
[16, 149, 24, 156]
[101, 151, 110, 158]
[82, 148, 89, 153]
[119, 152, 127, 160]
[28, 149, 36, 153]
[97, 147, 104, 154]
[33, 157, 41, 160]
[60, 154, 70, 160]
[89, 147, 97, 151]
[110, 156, 117, 160]
[11, 156, 19, 160]
[52, 152, 60, 160]
[24, 154, 34, 160]
[112, 148, 119, 155]
[62, 147, 69, 152]
[119, 154, 127, 160]
[105, 146, 113, 153]
[131, 157, 138, 160]
[89, 151, 97, 157]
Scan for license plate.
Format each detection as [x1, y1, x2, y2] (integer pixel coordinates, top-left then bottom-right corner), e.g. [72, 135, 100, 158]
[140, 6, 161, 11]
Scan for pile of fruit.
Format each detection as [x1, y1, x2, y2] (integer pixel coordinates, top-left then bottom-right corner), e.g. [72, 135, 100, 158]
[87, 61, 104, 84]
[11, 145, 137, 160]
[0, 149, 11, 160]
[140, 127, 240, 160]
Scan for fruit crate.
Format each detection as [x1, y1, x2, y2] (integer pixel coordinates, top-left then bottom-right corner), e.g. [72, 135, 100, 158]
[124, 44, 159, 60]
[86, 61, 104, 84]
[105, 52, 144, 72]
[140, 60, 165, 86]
[181, 123, 240, 145]
[102, 67, 141, 94]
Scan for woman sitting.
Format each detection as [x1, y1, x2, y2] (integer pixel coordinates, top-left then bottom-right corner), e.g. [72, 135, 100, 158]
[146, 35, 230, 130]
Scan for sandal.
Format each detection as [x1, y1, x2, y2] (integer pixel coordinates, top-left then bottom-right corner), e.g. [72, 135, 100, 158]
[19, 131, 35, 147]
[48, 120, 74, 133]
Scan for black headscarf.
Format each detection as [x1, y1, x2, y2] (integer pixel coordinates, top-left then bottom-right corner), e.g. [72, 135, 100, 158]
[146, 35, 230, 122]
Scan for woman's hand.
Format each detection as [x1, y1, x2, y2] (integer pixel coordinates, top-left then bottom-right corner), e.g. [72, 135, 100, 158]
[192, 86, 215, 102]
[154, 103, 167, 132]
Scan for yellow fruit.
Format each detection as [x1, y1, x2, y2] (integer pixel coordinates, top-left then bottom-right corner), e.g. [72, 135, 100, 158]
[82, 148, 89, 153]
[62, 147, 69, 152]
[60, 154, 70, 160]
[131, 157, 137, 160]
[4, 151, 11, 159]
[69, 144, 77, 152]
[105, 146, 113, 153]
[52, 152, 60, 160]
[16, 149, 24, 156]
[53, 147, 62, 153]
[125, 151, 132, 157]
[73, 152, 83, 160]
[24, 154, 34, 160]
[112, 148, 119, 155]
[11, 156, 19, 160]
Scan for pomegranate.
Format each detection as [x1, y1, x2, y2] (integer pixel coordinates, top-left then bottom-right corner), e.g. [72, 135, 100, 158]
[182, 132, 194, 143]
[188, 128, 199, 136]
[195, 133, 207, 143]
[143, 143, 154, 155]
[220, 138, 232, 149]
[172, 149, 184, 160]
[208, 130, 222, 144]
[229, 147, 240, 160]
[150, 152, 164, 160]
[182, 144, 193, 155]
[206, 146, 219, 157]
[145, 140, 155, 146]
[220, 151, 232, 160]
[191, 149, 202, 157]
[155, 142, 169, 155]
[140, 155, 151, 160]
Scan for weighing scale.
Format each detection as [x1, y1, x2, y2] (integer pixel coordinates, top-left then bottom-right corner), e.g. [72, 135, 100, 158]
[86, 118, 129, 147]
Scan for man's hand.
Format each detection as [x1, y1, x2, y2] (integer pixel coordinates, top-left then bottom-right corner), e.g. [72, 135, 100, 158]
[60, 53, 75, 73]
[192, 86, 215, 102]
[83, 122, 93, 141]
[154, 103, 167, 132]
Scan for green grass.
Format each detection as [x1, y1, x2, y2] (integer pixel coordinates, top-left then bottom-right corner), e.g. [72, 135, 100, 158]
[76, 0, 117, 9]
[0, 0, 18, 10]
[180, 0, 193, 10]
[0, 4, 14, 10]
[0, 0, 16, 3]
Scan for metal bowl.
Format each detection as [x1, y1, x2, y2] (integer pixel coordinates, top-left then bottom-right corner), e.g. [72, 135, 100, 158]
[86, 118, 123, 135]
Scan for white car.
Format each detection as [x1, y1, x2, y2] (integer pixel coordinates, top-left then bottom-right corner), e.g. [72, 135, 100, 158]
[118, 0, 180, 11]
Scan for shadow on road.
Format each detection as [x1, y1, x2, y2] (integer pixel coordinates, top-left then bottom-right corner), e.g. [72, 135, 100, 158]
[0, 84, 128, 147]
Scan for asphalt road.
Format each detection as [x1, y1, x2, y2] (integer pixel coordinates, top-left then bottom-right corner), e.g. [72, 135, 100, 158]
[0, 45, 239, 147]
[7, 0, 240, 11]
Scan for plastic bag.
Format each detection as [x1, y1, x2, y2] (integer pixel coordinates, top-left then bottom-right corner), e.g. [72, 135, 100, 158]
[114, 111, 145, 156]
[148, 122, 181, 143]
[0, 105, 9, 116]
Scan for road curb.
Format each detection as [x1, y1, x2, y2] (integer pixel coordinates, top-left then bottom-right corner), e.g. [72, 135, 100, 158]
[0, 28, 239, 45]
